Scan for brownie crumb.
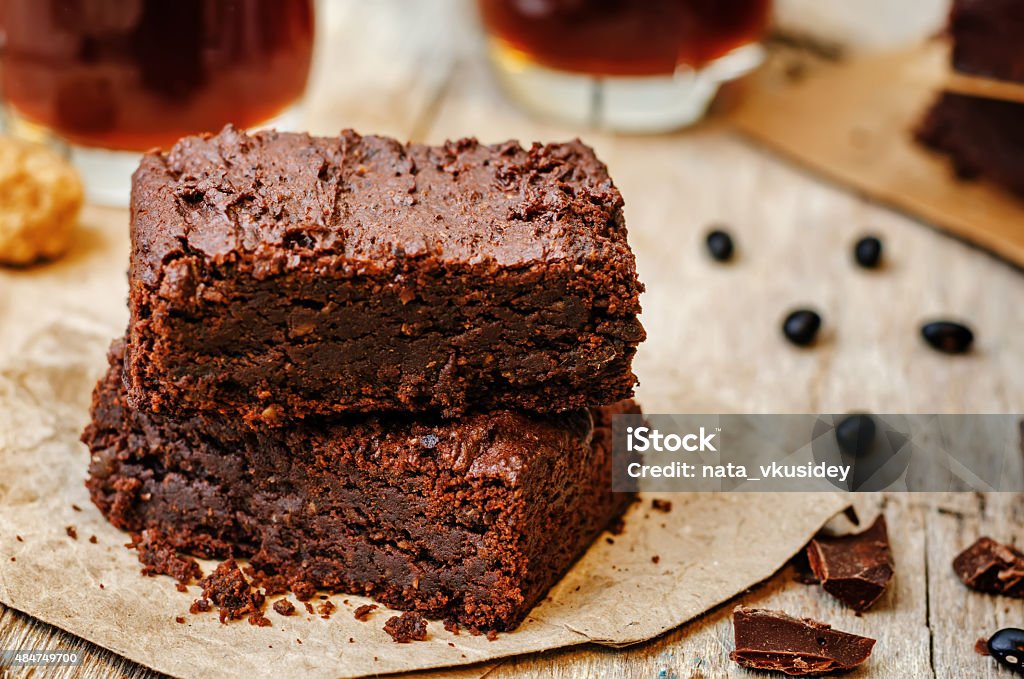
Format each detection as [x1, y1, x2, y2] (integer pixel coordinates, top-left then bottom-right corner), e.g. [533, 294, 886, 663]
[605, 537, 615, 545]
[975, 637, 991, 656]
[651, 499, 672, 513]
[384, 612, 428, 643]
[486, 630, 499, 642]
[348, 638, 355, 644]
[198, 559, 265, 624]
[652, 555, 661, 564]
[9, 557, 14, 562]
[88, 535, 98, 544]
[65, 526, 78, 540]
[290, 581, 316, 601]
[296, 639, 302, 645]
[303, 602, 315, 615]
[273, 599, 296, 617]
[448, 642, 455, 647]
[175, 583, 188, 593]
[71, 504, 82, 512]
[190, 598, 211, 614]
[444, 618, 460, 635]
[248, 610, 272, 627]
[99, 583, 105, 590]
[354, 604, 378, 621]
[175, 616, 185, 624]
[319, 600, 336, 619]
[15, 536, 23, 542]
[608, 518, 626, 536]
[134, 529, 202, 585]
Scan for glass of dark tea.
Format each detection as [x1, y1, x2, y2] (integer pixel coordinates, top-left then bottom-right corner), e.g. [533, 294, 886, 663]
[477, 0, 771, 132]
[0, 0, 315, 204]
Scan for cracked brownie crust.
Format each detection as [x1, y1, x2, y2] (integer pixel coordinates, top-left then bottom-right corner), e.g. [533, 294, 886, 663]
[127, 125, 644, 423]
[86, 341, 637, 630]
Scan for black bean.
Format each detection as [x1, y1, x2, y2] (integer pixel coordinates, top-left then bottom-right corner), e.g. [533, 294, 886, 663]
[835, 414, 876, 458]
[854, 235, 883, 268]
[921, 321, 974, 354]
[783, 309, 822, 346]
[988, 628, 1024, 675]
[705, 229, 734, 262]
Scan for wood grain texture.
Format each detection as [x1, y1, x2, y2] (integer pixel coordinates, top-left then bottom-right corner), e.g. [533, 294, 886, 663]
[1, 0, 1022, 676]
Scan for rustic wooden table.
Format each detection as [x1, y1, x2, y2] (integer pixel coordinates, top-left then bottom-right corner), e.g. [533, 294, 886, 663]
[1, 1, 1022, 677]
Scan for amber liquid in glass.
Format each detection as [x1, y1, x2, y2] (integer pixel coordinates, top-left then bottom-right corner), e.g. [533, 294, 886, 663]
[478, 0, 770, 77]
[0, 0, 315, 151]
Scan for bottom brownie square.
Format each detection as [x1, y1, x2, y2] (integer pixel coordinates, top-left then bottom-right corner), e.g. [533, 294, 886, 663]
[916, 92, 1024, 197]
[83, 341, 636, 631]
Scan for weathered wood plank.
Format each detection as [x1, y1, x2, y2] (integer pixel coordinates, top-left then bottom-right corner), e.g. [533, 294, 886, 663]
[2, 1, 1022, 677]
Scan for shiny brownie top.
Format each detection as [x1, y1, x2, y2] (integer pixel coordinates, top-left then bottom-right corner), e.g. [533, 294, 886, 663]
[130, 125, 633, 287]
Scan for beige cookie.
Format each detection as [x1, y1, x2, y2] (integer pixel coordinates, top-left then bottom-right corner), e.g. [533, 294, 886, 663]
[0, 136, 84, 265]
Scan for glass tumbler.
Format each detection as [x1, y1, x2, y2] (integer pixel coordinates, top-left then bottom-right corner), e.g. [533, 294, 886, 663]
[477, 0, 771, 132]
[0, 0, 315, 205]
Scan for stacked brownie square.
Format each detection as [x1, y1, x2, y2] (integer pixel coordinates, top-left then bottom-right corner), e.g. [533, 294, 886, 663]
[83, 126, 646, 631]
[916, 0, 1024, 196]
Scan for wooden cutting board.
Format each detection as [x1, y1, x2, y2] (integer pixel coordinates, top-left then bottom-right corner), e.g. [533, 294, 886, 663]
[728, 40, 1024, 268]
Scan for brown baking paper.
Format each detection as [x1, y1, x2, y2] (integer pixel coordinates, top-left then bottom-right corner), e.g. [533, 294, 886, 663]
[0, 207, 849, 679]
[727, 40, 1024, 268]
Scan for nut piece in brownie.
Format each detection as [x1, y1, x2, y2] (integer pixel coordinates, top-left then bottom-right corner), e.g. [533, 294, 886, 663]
[84, 341, 637, 631]
[127, 125, 644, 423]
[916, 92, 1024, 196]
[949, 0, 1024, 83]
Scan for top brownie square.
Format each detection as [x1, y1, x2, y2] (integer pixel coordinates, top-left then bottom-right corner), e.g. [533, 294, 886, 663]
[950, 0, 1024, 83]
[127, 126, 644, 423]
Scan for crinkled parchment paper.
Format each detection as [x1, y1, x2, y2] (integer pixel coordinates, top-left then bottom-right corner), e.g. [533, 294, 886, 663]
[0, 207, 848, 678]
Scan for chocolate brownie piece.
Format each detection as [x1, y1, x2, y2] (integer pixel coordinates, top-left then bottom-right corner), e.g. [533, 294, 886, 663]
[916, 92, 1024, 196]
[127, 125, 644, 423]
[949, 0, 1024, 83]
[84, 341, 637, 631]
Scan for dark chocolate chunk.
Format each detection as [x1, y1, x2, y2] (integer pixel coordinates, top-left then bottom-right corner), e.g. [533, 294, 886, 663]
[783, 309, 822, 347]
[988, 628, 1024, 675]
[806, 515, 894, 612]
[730, 607, 876, 675]
[953, 537, 1024, 598]
[921, 320, 974, 354]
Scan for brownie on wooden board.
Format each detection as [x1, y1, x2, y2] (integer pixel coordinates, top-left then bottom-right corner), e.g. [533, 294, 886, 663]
[127, 125, 644, 424]
[85, 341, 637, 631]
[949, 0, 1024, 83]
[916, 92, 1024, 196]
